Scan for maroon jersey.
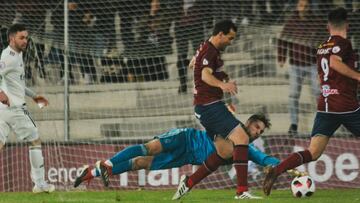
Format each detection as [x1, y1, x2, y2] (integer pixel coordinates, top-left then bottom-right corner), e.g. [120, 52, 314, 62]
[193, 41, 228, 105]
[316, 35, 359, 112]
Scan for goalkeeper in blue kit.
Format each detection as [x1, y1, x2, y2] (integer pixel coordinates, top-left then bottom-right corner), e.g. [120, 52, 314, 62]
[74, 113, 303, 188]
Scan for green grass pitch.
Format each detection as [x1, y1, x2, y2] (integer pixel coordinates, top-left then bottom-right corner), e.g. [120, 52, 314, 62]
[0, 189, 359, 203]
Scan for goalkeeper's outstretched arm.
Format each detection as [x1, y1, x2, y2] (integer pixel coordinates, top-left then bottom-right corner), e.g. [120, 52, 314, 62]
[248, 144, 280, 166]
[249, 144, 308, 177]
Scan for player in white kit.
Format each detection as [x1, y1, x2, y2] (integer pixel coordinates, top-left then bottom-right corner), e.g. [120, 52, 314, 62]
[0, 24, 55, 193]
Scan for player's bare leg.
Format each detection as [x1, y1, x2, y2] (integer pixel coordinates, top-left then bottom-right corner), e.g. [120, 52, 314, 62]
[308, 135, 329, 160]
[213, 137, 234, 159]
[144, 139, 163, 156]
[132, 156, 153, 170]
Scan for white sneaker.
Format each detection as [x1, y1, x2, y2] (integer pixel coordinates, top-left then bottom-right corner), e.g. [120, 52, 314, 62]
[234, 191, 263, 199]
[172, 175, 190, 200]
[32, 182, 55, 193]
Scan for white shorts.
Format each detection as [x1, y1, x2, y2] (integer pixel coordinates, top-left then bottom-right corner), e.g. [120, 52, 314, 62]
[0, 105, 39, 145]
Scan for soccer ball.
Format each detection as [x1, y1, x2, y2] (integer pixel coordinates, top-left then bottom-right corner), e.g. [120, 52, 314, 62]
[290, 175, 315, 198]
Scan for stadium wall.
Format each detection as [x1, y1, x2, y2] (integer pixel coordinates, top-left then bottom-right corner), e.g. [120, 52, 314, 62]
[1, 136, 359, 192]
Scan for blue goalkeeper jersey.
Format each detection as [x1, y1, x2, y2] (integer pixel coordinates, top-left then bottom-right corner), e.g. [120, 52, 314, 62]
[151, 128, 279, 170]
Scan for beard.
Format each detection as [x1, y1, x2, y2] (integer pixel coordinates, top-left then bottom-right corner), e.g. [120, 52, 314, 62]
[249, 136, 256, 143]
[244, 127, 256, 143]
[17, 44, 27, 52]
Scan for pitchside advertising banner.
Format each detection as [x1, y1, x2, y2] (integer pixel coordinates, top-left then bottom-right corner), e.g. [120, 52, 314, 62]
[0, 136, 359, 191]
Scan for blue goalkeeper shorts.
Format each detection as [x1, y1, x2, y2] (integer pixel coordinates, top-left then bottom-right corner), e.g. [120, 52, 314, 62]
[311, 108, 360, 137]
[150, 129, 193, 170]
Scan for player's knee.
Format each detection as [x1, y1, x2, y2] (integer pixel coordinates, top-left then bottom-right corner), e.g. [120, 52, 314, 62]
[132, 158, 142, 170]
[144, 140, 162, 155]
[143, 143, 154, 155]
[215, 139, 233, 159]
[133, 157, 150, 170]
[216, 147, 232, 159]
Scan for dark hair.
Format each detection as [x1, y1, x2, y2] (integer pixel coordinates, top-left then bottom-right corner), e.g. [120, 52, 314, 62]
[248, 113, 271, 129]
[7, 24, 27, 39]
[212, 20, 237, 36]
[328, 7, 347, 28]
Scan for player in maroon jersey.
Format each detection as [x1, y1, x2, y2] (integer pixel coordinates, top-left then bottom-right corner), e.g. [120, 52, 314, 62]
[173, 20, 262, 200]
[263, 7, 360, 196]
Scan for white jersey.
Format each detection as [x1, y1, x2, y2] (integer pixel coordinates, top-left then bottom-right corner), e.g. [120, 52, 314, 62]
[0, 46, 26, 108]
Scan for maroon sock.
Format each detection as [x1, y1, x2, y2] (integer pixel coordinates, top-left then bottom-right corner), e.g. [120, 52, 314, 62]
[275, 150, 312, 175]
[233, 145, 248, 194]
[187, 152, 225, 188]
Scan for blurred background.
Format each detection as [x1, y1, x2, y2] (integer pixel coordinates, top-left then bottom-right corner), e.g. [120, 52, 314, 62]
[0, 0, 359, 192]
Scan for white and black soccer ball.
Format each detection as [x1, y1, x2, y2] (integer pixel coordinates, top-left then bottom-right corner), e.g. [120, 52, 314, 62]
[290, 175, 315, 198]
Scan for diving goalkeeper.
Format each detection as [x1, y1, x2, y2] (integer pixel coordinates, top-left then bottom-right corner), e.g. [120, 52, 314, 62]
[74, 113, 305, 188]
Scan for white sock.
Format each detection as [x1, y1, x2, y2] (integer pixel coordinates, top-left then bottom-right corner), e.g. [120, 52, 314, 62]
[29, 145, 45, 185]
[104, 160, 113, 167]
[91, 168, 98, 177]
